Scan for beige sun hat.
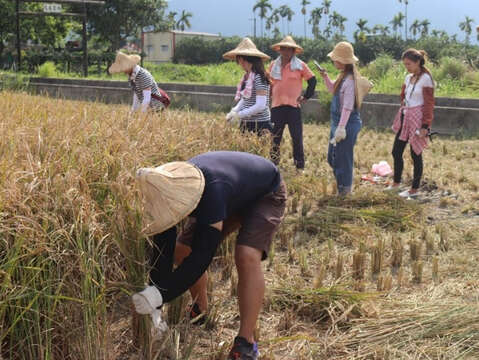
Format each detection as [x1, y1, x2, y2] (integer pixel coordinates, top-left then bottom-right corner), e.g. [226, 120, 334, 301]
[108, 52, 141, 74]
[136, 162, 205, 235]
[271, 35, 304, 54]
[328, 41, 359, 64]
[223, 37, 270, 61]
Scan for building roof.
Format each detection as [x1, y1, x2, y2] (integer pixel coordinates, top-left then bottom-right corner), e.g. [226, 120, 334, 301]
[170, 30, 220, 37]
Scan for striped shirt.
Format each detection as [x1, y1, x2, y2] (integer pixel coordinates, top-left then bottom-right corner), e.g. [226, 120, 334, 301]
[129, 66, 164, 111]
[238, 73, 271, 122]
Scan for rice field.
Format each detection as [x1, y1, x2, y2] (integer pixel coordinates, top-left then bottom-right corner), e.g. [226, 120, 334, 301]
[1, 91, 478, 360]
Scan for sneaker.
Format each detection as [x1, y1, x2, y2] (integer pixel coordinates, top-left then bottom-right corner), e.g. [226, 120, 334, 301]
[384, 185, 401, 193]
[187, 303, 206, 325]
[399, 189, 419, 199]
[227, 336, 259, 360]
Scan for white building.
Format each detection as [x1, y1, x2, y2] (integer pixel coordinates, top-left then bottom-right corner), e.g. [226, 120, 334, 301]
[143, 30, 221, 63]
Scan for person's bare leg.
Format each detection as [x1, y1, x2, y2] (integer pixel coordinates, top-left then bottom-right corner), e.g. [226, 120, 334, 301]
[174, 242, 208, 311]
[235, 245, 264, 344]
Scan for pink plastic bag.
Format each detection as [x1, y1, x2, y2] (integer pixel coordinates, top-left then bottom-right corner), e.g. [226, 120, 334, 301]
[372, 161, 392, 177]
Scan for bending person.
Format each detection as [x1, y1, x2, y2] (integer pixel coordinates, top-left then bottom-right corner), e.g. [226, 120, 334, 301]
[133, 151, 286, 360]
[109, 52, 165, 113]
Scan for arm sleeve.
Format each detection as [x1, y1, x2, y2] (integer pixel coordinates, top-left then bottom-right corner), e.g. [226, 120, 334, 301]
[237, 95, 267, 118]
[338, 108, 352, 127]
[341, 78, 356, 111]
[132, 92, 140, 111]
[232, 98, 244, 112]
[322, 73, 336, 93]
[141, 89, 151, 112]
[154, 225, 222, 303]
[422, 87, 435, 127]
[304, 76, 317, 99]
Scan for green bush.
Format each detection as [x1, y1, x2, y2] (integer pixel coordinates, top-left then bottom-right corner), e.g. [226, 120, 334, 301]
[37, 61, 58, 78]
[364, 54, 395, 80]
[436, 57, 467, 81]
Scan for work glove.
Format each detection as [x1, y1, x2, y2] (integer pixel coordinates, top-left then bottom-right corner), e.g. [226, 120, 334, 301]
[132, 285, 163, 314]
[225, 110, 240, 125]
[334, 125, 347, 144]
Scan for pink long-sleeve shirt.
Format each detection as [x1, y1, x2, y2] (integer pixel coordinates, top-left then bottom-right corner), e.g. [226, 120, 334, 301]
[322, 73, 355, 127]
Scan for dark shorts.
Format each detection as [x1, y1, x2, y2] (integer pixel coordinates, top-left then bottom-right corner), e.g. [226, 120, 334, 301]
[177, 180, 287, 260]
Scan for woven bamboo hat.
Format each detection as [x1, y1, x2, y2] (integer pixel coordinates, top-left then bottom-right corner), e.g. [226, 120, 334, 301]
[327, 41, 359, 64]
[108, 52, 141, 74]
[136, 162, 205, 235]
[223, 37, 270, 61]
[271, 36, 304, 54]
[353, 67, 373, 108]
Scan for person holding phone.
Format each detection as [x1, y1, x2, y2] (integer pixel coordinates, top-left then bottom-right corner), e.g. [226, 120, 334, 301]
[318, 42, 371, 195]
[387, 48, 435, 198]
[269, 36, 317, 171]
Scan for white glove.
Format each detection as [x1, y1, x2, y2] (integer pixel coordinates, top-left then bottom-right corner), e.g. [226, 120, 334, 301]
[334, 126, 347, 143]
[226, 110, 240, 125]
[150, 309, 168, 335]
[132, 286, 163, 314]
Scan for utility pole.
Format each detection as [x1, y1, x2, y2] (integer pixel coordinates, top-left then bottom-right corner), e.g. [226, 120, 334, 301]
[249, 17, 256, 39]
[82, 1, 88, 77]
[404, 0, 408, 41]
[16, 0, 21, 70]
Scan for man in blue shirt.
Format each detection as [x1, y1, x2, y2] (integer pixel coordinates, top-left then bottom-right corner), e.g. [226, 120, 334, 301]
[133, 151, 286, 360]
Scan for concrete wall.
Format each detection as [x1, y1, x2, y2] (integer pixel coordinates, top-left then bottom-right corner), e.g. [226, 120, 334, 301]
[16, 77, 479, 136]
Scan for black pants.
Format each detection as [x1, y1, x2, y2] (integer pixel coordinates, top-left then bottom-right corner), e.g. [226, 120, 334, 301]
[270, 106, 304, 169]
[240, 120, 273, 135]
[392, 116, 423, 189]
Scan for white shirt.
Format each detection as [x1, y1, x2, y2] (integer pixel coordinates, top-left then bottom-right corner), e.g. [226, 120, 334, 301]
[404, 73, 434, 108]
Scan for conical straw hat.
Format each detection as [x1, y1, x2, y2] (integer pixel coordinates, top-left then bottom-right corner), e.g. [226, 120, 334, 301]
[108, 52, 141, 74]
[223, 37, 270, 61]
[327, 41, 358, 64]
[353, 67, 373, 108]
[271, 36, 303, 54]
[136, 162, 205, 235]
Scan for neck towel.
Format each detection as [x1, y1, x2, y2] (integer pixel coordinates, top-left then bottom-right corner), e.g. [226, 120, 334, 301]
[270, 55, 303, 80]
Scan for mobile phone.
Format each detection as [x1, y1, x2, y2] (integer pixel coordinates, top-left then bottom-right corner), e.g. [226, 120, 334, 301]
[313, 60, 325, 72]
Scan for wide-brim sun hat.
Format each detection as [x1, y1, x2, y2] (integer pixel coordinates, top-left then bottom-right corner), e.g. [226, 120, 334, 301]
[328, 41, 359, 64]
[271, 35, 304, 54]
[108, 52, 141, 74]
[223, 37, 270, 61]
[136, 162, 205, 235]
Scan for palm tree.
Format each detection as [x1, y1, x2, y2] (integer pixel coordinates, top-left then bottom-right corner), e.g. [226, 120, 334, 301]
[398, 0, 409, 40]
[354, 18, 369, 42]
[278, 5, 294, 35]
[168, 11, 178, 29]
[266, 9, 280, 37]
[409, 19, 421, 40]
[372, 24, 390, 36]
[390, 12, 405, 37]
[321, 0, 332, 31]
[459, 16, 474, 44]
[176, 10, 192, 31]
[253, 0, 272, 38]
[309, 7, 322, 39]
[329, 11, 347, 36]
[301, 0, 310, 38]
[420, 19, 430, 38]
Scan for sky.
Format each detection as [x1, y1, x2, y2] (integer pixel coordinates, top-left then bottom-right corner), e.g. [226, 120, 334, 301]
[166, 0, 479, 43]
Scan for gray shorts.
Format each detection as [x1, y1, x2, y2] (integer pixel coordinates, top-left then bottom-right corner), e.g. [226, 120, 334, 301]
[177, 180, 287, 260]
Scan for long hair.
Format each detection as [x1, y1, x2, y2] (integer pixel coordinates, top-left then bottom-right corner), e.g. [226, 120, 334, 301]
[237, 55, 271, 85]
[402, 48, 432, 81]
[333, 63, 355, 94]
